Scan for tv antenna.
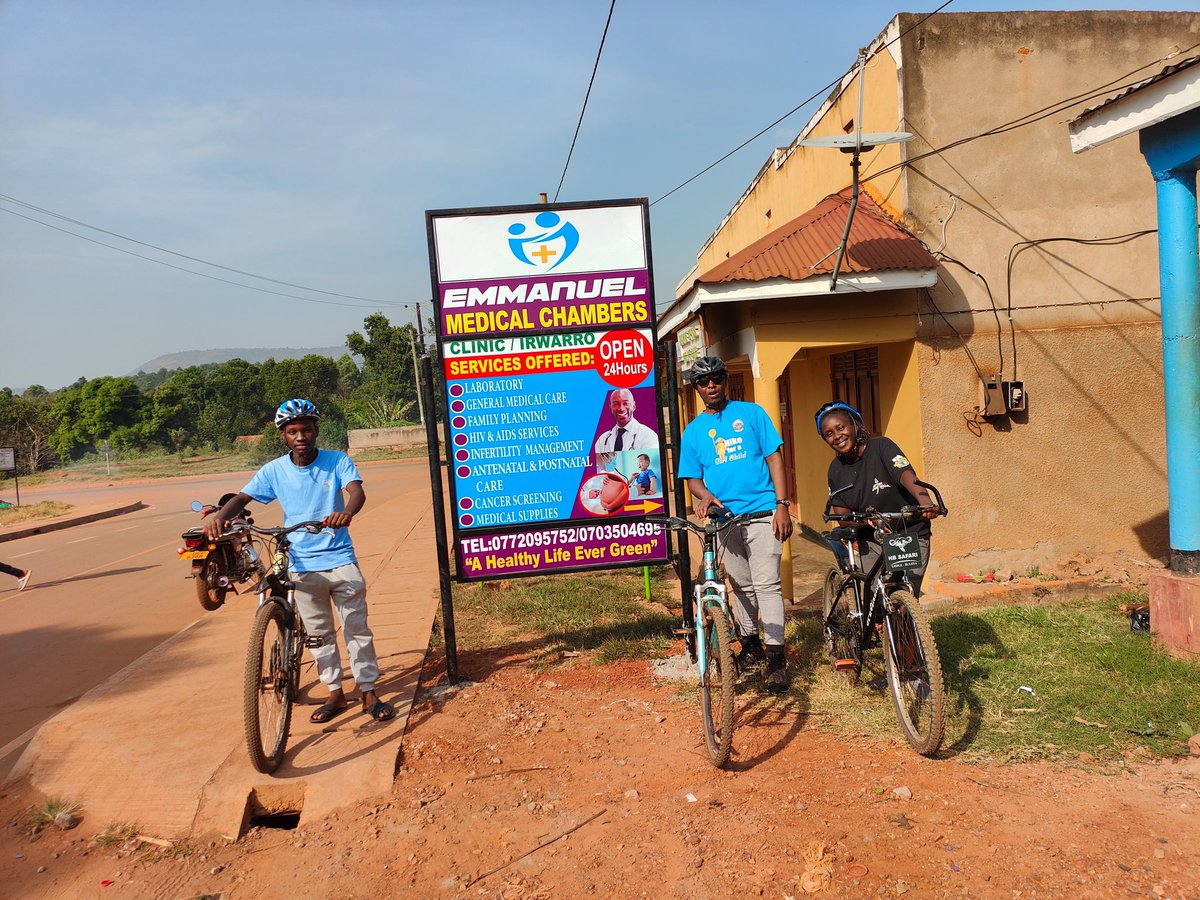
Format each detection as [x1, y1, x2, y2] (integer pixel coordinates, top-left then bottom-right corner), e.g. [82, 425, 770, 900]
[798, 48, 912, 291]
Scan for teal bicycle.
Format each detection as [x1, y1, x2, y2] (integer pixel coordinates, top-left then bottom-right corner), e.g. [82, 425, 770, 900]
[653, 508, 768, 768]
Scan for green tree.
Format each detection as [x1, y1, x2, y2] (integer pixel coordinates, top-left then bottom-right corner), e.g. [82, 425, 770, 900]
[345, 314, 419, 408]
[48, 377, 145, 459]
[145, 367, 209, 451]
[0, 387, 55, 473]
[197, 359, 266, 448]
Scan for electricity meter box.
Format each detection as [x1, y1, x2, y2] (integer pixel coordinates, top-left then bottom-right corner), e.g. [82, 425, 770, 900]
[1002, 380, 1026, 413]
[980, 379, 1006, 417]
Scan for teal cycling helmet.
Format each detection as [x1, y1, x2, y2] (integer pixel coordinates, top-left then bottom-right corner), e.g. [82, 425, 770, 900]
[275, 398, 321, 429]
[814, 401, 864, 436]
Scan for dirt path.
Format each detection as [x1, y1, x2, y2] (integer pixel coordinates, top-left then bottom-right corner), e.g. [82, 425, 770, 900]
[3, 641, 1199, 898]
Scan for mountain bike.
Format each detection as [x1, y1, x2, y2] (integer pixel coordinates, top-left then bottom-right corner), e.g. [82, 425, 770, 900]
[652, 508, 769, 768]
[239, 519, 327, 773]
[817, 481, 947, 756]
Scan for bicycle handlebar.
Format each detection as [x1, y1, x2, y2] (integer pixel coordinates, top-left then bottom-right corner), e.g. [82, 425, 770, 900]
[243, 520, 328, 540]
[647, 508, 771, 538]
[822, 478, 948, 524]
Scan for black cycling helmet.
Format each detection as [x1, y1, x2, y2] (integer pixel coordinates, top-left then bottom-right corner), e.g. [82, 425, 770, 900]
[814, 401, 864, 436]
[687, 355, 727, 385]
[275, 398, 321, 429]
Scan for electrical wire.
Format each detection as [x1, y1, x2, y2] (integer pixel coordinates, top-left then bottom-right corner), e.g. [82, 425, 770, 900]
[0, 205, 409, 311]
[553, 0, 617, 203]
[0, 192, 414, 308]
[937, 255, 1004, 376]
[1005, 230, 1157, 378]
[650, 0, 956, 208]
[921, 287, 987, 386]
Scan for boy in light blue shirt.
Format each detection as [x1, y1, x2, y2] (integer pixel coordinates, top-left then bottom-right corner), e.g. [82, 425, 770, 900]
[207, 399, 394, 724]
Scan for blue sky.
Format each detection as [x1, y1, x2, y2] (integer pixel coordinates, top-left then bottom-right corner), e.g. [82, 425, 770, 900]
[2, 0, 1195, 390]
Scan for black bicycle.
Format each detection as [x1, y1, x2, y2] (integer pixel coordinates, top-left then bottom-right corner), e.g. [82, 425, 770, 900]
[815, 481, 947, 756]
[240, 519, 326, 773]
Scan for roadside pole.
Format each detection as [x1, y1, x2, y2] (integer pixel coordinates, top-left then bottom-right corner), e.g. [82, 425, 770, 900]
[420, 354, 461, 683]
[663, 343, 693, 644]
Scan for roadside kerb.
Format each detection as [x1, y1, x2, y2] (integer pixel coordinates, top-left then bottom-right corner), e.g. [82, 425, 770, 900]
[9, 482, 441, 841]
[0, 502, 147, 543]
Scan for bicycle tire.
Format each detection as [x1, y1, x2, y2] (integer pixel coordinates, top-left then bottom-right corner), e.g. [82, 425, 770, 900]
[698, 602, 736, 768]
[882, 589, 945, 756]
[824, 572, 865, 685]
[195, 560, 227, 611]
[244, 600, 294, 773]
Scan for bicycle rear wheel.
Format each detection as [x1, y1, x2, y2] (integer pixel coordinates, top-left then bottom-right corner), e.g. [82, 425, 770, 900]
[882, 589, 945, 756]
[244, 600, 294, 773]
[698, 602, 735, 768]
[824, 572, 865, 685]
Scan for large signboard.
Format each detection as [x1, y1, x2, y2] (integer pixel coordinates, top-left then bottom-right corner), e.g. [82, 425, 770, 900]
[427, 199, 669, 580]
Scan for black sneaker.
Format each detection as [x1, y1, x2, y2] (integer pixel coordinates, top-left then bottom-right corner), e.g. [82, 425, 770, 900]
[735, 633, 766, 674]
[765, 646, 790, 694]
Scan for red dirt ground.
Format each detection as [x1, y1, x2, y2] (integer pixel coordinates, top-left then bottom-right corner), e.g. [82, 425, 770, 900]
[3, 640, 1199, 899]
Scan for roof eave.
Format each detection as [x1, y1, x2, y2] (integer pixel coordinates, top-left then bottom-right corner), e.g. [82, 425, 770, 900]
[1070, 61, 1200, 153]
[658, 269, 937, 336]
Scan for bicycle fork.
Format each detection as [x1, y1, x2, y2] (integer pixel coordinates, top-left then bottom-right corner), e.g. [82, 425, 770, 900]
[693, 580, 728, 676]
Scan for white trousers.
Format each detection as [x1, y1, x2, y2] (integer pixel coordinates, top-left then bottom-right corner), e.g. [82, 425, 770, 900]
[720, 518, 786, 647]
[291, 563, 380, 694]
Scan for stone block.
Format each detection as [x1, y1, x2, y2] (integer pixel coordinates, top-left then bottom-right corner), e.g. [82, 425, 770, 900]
[1149, 571, 1200, 661]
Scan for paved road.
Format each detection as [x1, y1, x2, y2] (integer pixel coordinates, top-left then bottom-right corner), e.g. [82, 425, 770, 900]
[0, 461, 428, 752]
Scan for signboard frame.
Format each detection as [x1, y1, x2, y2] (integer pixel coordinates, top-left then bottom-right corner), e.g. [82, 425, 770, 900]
[426, 198, 672, 583]
[0, 448, 15, 472]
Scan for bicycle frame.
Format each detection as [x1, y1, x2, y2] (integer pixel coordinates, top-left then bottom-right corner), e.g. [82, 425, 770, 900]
[692, 527, 733, 673]
[828, 537, 917, 647]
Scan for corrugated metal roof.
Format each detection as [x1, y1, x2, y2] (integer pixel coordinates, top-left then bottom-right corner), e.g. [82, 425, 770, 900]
[697, 189, 936, 284]
[1077, 55, 1200, 119]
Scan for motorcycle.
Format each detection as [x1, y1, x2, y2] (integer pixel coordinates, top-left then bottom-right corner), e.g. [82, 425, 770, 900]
[179, 493, 265, 611]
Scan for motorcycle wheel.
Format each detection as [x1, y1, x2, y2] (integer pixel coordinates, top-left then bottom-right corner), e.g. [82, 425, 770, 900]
[195, 560, 228, 611]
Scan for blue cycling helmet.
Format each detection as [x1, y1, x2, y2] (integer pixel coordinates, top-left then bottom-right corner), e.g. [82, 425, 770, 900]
[275, 398, 321, 429]
[814, 401, 864, 436]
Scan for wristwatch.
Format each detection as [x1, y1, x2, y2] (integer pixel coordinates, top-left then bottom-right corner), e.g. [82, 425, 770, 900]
[775, 499, 790, 507]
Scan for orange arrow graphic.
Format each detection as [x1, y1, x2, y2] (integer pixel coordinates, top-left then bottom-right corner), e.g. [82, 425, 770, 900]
[622, 499, 663, 514]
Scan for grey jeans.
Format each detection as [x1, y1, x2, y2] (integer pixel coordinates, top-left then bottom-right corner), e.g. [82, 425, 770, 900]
[720, 517, 786, 647]
[291, 563, 380, 694]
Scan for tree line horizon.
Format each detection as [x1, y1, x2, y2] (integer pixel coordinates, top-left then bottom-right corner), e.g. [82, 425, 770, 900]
[0, 314, 428, 475]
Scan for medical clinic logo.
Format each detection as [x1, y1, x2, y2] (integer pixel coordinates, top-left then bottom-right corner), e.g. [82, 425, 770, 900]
[507, 211, 580, 271]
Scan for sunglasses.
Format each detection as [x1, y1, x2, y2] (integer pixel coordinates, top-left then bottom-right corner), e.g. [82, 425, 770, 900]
[694, 374, 726, 387]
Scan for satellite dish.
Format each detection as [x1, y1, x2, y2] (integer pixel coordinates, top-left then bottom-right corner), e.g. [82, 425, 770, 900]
[798, 132, 913, 153]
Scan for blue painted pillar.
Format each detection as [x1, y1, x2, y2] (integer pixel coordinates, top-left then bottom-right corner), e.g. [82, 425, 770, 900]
[1143, 110, 1200, 574]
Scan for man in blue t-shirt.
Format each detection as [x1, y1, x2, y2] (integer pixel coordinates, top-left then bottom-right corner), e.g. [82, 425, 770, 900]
[677, 357, 794, 693]
[206, 399, 394, 724]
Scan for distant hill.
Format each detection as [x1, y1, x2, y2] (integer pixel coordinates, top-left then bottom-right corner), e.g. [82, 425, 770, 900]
[129, 347, 352, 374]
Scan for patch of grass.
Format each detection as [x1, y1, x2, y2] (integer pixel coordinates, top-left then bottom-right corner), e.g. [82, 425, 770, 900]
[0, 500, 73, 526]
[94, 821, 139, 846]
[352, 446, 428, 462]
[792, 591, 1200, 763]
[449, 569, 675, 665]
[28, 797, 79, 828]
[9, 449, 260, 487]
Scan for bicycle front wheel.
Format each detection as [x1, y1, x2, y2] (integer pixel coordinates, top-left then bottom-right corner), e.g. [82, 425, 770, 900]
[698, 602, 735, 768]
[244, 600, 294, 773]
[883, 590, 945, 756]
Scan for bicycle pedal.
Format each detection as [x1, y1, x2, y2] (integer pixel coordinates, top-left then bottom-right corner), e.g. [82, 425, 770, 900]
[305, 635, 327, 648]
[834, 659, 860, 671]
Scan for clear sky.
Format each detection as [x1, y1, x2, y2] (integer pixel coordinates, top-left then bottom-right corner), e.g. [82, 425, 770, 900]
[2, 1, 1195, 391]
